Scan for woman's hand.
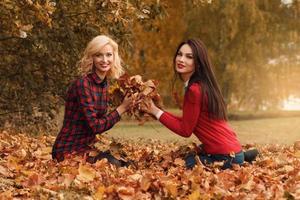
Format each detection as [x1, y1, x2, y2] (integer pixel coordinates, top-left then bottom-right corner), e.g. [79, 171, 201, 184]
[142, 99, 161, 117]
[116, 93, 132, 115]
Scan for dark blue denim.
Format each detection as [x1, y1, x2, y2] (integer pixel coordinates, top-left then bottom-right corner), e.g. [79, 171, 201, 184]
[185, 150, 244, 170]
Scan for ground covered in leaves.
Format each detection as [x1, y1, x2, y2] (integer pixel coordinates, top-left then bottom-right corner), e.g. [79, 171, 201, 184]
[0, 131, 299, 200]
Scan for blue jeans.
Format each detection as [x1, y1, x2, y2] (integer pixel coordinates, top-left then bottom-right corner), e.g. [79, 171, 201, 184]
[185, 149, 244, 170]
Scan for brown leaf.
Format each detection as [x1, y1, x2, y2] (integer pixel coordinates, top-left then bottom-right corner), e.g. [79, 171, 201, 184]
[0, 190, 13, 200]
[117, 186, 135, 194]
[294, 141, 300, 151]
[109, 74, 163, 122]
[140, 176, 152, 192]
[24, 173, 43, 187]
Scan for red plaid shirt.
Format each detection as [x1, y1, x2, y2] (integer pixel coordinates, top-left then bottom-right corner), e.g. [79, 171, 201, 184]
[52, 72, 121, 162]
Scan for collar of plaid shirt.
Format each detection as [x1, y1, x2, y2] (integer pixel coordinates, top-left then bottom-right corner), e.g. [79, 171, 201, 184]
[90, 71, 107, 87]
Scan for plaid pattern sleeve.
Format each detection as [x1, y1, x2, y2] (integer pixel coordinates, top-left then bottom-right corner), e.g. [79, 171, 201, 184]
[77, 76, 121, 134]
[52, 72, 121, 162]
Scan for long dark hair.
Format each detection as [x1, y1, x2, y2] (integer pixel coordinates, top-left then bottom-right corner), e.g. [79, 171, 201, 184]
[173, 39, 228, 120]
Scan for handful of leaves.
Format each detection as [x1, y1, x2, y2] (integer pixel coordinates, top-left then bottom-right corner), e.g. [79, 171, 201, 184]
[109, 74, 163, 121]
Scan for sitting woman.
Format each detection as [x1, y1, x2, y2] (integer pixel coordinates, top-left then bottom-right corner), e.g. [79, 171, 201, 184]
[143, 38, 258, 169]
[52, 35, 132, 166]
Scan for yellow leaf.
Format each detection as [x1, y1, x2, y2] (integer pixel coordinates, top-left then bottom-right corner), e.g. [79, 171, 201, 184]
[117, 186, 135, 200]
[76, 164, 96, 182]
[94, 186, 105, 200]
[128, 173, 142, 181]
[62, 174, 75, 187]
[60, 166, 78, 175]
[106, 185, 115, 193]
[283, 165, 294, 172]
[0, 190, 13, 199]
[7, 155, 21, 171]
[189, 189, 201, 200]
[294, 150, 300, 158]
[16, 149, 27, 159]
[142, 87, 153, 96]
[165, 181, 177, 197]
[174, 158, 185, 166]
[239, 177, 255, 191]
[21, 170, 34, 176]
[41, 147, 52, 154]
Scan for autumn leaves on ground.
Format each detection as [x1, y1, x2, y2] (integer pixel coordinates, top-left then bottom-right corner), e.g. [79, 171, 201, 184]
[1, 75, 300, 199]
[0, 131, 299, 200]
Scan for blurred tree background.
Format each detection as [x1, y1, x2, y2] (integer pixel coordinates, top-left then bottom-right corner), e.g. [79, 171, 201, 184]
[1, 0, 300, 132]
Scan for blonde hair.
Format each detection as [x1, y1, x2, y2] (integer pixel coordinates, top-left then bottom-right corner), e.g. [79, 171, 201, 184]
[78, 35, 124, 79]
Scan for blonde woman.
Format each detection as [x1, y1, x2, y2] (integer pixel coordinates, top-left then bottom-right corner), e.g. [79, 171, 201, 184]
[52, 35, 132, 166]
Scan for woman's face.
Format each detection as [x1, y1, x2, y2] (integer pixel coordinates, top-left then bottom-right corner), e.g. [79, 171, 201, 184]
[175, 44, 195, 81]
[92, 44, 114, 78]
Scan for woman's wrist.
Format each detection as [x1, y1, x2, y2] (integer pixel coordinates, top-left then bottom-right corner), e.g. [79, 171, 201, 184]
[154, 109, 164, 119]
[150, 106, 162, 118]
[116, 105, 126, 116]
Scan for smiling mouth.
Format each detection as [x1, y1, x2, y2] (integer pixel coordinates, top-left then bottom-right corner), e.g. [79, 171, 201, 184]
[177, 64, 185, 69]
[100, 65, 110, 68]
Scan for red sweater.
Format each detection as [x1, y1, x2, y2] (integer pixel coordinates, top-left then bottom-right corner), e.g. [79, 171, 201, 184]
[159, 83, 242, 155]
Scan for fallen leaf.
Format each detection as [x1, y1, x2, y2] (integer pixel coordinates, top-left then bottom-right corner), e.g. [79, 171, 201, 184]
[174, 158, 185, 166]
[0, 165, 12, 177]
[294, 150, 300, 158]
[94, 186, 105, 200]
[24, 173, 43, 187]
[140, 176, 152, 192]
[189, 189, 201, 200]
[76, 164, 96, 182]
[116, 186, 135, 195]
[294, 141, 300, 150]
[164, 181, 178, 197]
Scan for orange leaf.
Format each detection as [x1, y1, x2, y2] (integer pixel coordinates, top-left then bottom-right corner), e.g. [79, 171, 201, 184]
[25, 173, 43, 187]
[94, 186, 106, 200]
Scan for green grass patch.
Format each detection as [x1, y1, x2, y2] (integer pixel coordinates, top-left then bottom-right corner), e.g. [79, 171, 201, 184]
[107, 117, 300, 145]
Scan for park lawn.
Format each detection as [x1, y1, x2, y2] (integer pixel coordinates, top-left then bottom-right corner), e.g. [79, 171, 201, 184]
[106, 116, 300, 145]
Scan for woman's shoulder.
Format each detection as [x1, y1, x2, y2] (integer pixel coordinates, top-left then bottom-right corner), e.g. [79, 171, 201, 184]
[74, 74, 91, 85]
[186, 82, 201, 103]
[67, 74, 91, 90]
[188, 82, 201, 95]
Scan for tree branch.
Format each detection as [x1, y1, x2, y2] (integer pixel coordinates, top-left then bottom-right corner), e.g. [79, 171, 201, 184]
[0, 36, 22, 41]
[53, 11, 90, 19]
[0, 110, 24, 116]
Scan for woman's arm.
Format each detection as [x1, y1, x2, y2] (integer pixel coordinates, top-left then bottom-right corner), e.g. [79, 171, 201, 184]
[160, 84, 201, 137]
[148, 84, 201, 137]
[77, 79, 121, 135]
